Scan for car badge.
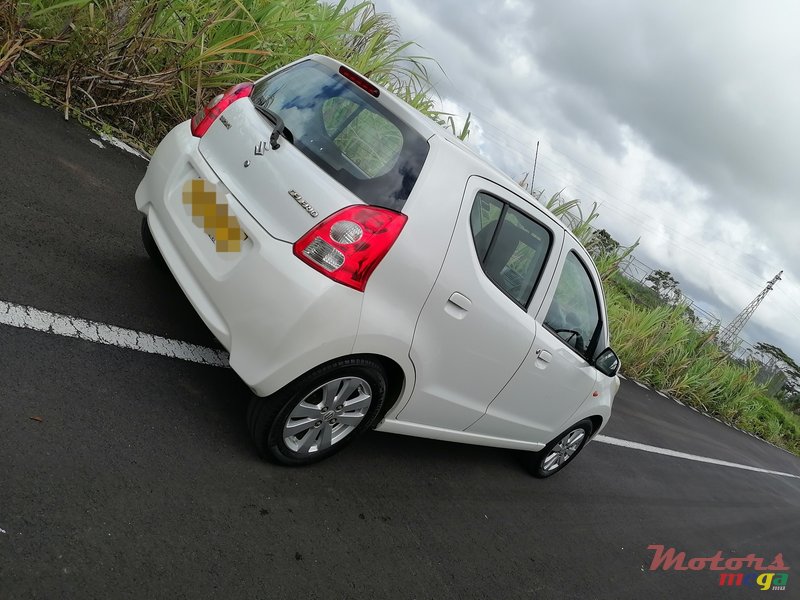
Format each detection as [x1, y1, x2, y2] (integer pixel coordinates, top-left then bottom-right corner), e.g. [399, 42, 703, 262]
[219, 115, 232, 129]
[288, 190, 318, 218]
[254, 141, 269, 155]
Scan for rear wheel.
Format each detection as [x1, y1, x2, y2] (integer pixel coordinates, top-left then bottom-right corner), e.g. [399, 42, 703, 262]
[527, 419, 593, 478]
[248, 358, 387, 466]
[141, 215, 166, 268]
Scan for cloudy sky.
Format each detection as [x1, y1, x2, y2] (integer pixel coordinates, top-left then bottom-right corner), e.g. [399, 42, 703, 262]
[372, 0, 800, 362]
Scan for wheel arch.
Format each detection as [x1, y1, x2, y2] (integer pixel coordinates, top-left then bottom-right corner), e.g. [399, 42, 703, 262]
[262, 352, 409, 421]
[587, 414, 604, 437]
[359, 353, 407, 423]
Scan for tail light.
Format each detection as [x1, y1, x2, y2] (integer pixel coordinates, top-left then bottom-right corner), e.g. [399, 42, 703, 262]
[293, 206, 407, 292]
[338, 66, 380, 97]
[190, 82, 253, 137]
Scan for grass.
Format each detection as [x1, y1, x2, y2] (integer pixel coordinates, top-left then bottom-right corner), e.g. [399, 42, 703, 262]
[1, 0, 463, 150]
[567, 212, 800, 454]
[604, 271, 800, 454]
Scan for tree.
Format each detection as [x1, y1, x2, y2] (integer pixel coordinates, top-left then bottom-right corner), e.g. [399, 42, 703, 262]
[586, 229, 620, 259]
[682, 304, 699, 326]
[755, 342, 800, 391]
[645, 269, 681, 304]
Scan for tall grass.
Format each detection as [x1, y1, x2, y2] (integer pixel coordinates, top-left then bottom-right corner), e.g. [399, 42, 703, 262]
[2, 0, 454, 147]
[560, 206, 800, 454]
[605, 278, 800, 453]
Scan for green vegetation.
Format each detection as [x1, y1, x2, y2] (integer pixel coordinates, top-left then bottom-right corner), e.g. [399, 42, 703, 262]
[589, 232, 800, 455]
[754, 342, 800, 415]
[3, 1, 797, 454]
[1, 0, 468, 149]
[605, 283, 800, 452]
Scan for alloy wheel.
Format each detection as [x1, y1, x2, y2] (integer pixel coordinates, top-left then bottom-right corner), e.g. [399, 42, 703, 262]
[541, 428, 586, 473]
[282, 377, 372, 454]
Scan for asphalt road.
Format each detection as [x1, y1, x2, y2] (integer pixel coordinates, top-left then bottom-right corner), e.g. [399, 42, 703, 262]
[1, 83, 798, 600]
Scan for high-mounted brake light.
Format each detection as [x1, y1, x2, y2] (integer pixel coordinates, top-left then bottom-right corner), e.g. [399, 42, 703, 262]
[338, 66, 380, 98]
[293, 205, 407, 292]
[190, 82, 253, 137]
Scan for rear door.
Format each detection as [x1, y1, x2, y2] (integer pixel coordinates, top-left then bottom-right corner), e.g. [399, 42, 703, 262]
[198, 58, 429, 242]
[399, 177, 563, 431]
[466, 237, 603, 443]
[198, 98, 356, 242]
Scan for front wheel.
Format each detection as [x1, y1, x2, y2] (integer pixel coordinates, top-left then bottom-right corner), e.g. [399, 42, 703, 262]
[527, 419, 593, 478]
[247, 358, 387, 466]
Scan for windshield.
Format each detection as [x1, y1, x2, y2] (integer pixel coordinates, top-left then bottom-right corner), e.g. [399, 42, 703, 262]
[251, 60, 429, 211]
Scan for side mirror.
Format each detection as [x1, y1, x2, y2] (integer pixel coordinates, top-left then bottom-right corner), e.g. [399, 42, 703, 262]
[594, 347, 620, 377]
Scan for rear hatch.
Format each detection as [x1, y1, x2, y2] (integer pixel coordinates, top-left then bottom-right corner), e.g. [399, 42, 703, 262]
[198, 58, 430, 242]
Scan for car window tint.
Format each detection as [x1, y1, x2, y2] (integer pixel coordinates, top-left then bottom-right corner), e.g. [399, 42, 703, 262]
[251, 60, 429, 211]
[470, 194, 552, 306]
[543, 252, 601, 356]
[322, 98, 403, 178]
[470, 193, 503, 260]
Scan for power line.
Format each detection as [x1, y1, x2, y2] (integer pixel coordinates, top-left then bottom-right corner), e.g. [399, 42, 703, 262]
[470, 122, 778, 287]
[474, 134, 772, 290]
[477, 126, 777, 278]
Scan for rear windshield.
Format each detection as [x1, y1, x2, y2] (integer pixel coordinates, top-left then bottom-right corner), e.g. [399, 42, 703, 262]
[251, 60, 430, 211]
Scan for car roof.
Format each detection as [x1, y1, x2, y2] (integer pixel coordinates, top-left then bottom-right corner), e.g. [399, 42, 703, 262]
[309, 54, 580, 244]
[435, 134, 579, 240]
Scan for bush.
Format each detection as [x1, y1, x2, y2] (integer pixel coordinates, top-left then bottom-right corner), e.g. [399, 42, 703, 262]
[2, 0, 456, 148]
[606, 283, 800, 454]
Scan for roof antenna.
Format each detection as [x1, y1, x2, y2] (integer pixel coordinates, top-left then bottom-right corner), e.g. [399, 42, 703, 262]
[530, 140, 540, 194]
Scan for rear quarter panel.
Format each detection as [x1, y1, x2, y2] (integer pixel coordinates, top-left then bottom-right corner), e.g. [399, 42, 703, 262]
[353, 136, 475, 418]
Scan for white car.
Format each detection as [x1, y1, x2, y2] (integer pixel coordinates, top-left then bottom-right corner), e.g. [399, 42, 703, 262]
[136, 54, 620, 477]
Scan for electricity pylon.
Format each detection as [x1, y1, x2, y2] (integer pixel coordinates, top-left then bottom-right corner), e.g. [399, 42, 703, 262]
[717, 271, 783, 349]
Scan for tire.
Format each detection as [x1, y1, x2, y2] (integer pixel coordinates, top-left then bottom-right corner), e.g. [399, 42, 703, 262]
[527, 419, 593, 478]
[247, 358, 387, 466]
[141, 215, 167, 268]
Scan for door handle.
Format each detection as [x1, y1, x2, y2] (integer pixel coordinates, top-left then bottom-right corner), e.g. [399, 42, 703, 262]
[536, 349, 552, 363]
[447, 292, 472, 311]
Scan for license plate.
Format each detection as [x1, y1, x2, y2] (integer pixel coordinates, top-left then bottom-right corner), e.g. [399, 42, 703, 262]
[182, 178, 247, 253]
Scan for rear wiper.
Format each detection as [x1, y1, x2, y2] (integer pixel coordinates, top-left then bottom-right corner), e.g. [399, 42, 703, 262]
[252, 102, 293, 149]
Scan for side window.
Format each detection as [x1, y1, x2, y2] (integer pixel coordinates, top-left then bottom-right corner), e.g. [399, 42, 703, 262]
[470, 193, 552, 307]
[543, 252, 601, 357]
[470, 193, 503, 260]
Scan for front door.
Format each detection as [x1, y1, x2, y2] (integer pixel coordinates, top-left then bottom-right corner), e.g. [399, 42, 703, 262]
[399, 177, 563, 431]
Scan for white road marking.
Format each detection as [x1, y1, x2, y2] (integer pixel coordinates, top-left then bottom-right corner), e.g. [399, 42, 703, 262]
[99, 133, 150, 161]
[0, 300, 229, 368]
[4, 301, 799, 466]
[673, 398, 684, 406]
[595, 435, 800, 479]
[656, 391, 669, 398]
[634, 380, 649, 390]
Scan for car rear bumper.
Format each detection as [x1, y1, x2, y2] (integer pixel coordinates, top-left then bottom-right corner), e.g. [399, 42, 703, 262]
[135, 121, 363, 396]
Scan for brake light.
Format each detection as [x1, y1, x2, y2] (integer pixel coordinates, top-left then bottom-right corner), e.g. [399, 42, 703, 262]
[293, 206, 407, 292]
[338, 66, 380, 97]
[190, 82, 253, 137]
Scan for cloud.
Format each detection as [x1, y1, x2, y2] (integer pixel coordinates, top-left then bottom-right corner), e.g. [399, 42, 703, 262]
[372, 0, 800, 360]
